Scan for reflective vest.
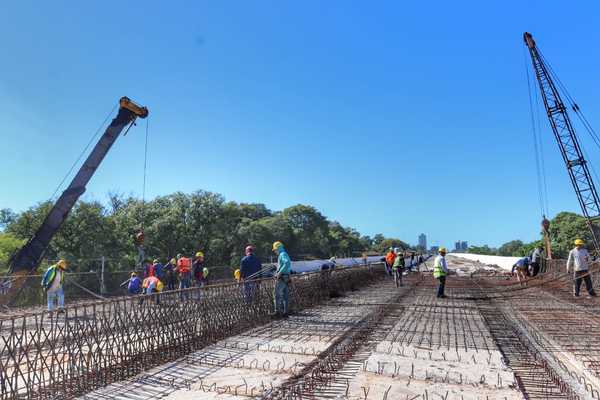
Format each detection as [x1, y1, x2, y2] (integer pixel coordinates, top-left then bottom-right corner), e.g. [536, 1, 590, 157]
[433, 256, 447, 278]
[143, 276, 164, 292]
[177, 257, 191, 274]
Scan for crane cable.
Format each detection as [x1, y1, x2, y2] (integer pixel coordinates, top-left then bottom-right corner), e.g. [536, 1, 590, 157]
[538, 49, 600, 203]
[49, 103, 119, 202]
[524, 46, 549, 218]
[141, 117, 149, 231]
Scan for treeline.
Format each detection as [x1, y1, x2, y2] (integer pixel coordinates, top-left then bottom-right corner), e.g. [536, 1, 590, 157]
[0, 190, 412, 273]
[466, 211, 598, 259]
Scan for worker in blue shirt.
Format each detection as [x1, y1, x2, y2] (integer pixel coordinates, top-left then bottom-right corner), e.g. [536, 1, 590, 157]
[272, 241, 291, 318]
[240, 245, 262, 303]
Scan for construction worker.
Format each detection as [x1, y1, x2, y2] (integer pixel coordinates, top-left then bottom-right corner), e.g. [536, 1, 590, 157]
[152, 259, 164, 281]
[41, 259, 68, 312]
[385, 248, 396, 276]
[143, 259, 154, 278]
[163, 258, 178, 291]
[240, 245, 262, 303]
[176, 254, 192, 299]
[234, 269, 241, 282]
[141, 275, 164, 305]
[127, 272, 142, 295]
[512, 257, 530, 286]
[134, 230, 145, 269]
[433, 248, 449, 298]
[193, 252, 206, 288]
[392, 249, 405, 287]
[530, 245, 543, 276]
[567, 239, 597, 298]
[272, 241, 291, 318]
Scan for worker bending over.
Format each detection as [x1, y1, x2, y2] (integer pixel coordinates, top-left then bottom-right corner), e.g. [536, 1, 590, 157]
[127, 272, 142, 295]
[42, 259, 68, 312]
[272, 241, 291, 318]
[512, 257, 530, 286]
[141, 275, 163, 305]
[433, 248, 448, 298]
[567, 239, 597, 298]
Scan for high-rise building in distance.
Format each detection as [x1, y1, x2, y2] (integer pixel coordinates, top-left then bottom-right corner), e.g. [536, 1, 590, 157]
[454, 241, 468, 252]
[418, 233, 427, 250]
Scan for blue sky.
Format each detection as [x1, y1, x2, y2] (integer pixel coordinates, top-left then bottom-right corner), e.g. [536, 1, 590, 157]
[2, 1, 600, 248]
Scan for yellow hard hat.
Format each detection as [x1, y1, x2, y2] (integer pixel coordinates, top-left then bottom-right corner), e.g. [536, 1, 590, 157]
[234, 269, 241, 280]
[574, 239, 585, 246]
[57, 259, 68, 269]
[170, 258, 177, 264]
[272, 241, 283, 251]
[153, 259, 159, 264]
[438, 247, 447, 254]
[196, 251, 204, 258]
[131, 272, 137, 277]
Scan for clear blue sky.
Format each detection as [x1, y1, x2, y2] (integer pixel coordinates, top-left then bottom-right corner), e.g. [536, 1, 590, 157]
[2, 1, 600, 248]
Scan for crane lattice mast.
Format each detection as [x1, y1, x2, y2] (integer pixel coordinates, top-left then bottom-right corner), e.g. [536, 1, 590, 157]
[524, 32, 600, 253]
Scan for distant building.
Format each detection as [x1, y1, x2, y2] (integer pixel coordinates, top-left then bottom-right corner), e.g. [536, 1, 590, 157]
[430, 246, 439, 254]
[454, 241, 469, 253]
[418, 234, 427, 251]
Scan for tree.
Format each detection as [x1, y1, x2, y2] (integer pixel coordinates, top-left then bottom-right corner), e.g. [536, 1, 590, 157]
[498, 240, 524, 257]
[0, 209, 16, 230]
[0, 233, 24, 272]
[466, 245, 497, 255]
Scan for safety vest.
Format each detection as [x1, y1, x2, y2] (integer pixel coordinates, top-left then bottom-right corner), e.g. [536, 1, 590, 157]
[177, 257, 191, 274]
[433, 256, 447, 278]
[143, 276, 164, 292]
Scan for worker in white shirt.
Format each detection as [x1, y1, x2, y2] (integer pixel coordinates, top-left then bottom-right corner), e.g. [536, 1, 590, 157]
[567, 239, 597, 298]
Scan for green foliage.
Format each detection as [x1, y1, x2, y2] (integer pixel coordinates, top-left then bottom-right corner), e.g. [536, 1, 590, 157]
[466, 245, 497, 255]
[468, 212, 592, 259]
[5, 191, 406, 274]
[0, 233, 24, 272]
[497, 240, 524, 256]
[548, 212, 594, 259]
[374, 238, 412, 254]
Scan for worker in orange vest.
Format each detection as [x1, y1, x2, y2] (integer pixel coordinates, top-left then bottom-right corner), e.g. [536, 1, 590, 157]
[385, 248, 396, 276]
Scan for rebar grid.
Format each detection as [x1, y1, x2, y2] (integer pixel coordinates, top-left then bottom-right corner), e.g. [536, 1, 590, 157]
[0, 265, 384, 399]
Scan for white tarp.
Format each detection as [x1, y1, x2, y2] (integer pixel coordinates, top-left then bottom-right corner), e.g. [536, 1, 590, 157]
[448, 253, 520, 272]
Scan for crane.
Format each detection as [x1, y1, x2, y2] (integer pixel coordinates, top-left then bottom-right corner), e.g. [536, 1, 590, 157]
[523, 32, 600, 255]
[1, 97, 148, 306]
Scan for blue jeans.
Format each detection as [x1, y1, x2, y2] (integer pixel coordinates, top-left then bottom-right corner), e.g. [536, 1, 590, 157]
[47, 287, 64, 311]
[274, 276, 289, 315]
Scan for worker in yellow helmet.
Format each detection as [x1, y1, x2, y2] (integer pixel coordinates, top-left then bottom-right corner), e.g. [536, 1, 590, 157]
[234, 269, 241, 282]
[433, 248, 449, 299]
[41, 259, 68, 312]
[567, 239, 597, 297]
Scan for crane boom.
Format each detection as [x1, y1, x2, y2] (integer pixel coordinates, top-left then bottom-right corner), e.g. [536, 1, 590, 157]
[524, 32, 600, 253]
[2, 97, 148, 306]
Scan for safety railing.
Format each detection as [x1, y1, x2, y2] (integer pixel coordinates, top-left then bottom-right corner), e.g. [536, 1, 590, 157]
[0, 263, 385, 399]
